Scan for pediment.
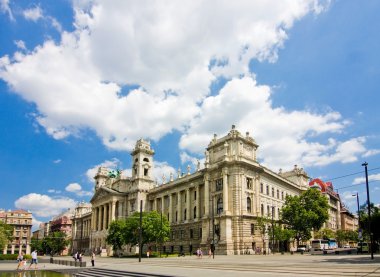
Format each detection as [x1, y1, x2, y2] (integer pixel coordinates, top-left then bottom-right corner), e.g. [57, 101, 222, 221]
[90, 186, 121, 203]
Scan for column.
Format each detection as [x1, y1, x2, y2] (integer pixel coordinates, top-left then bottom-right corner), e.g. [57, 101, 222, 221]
[97, 207, 101, 231]
[186, 189, 190, 221]
[177, 191, 182, 222]
[204, 175, 209, 217]
[161, 196, 165, 214]
[111, 201, 116, 223]
[153, 199, 157, 212]
[197, 185, 201, 219]
[103, 205, 107, 230]
[223, 169, 229, 212]
[169, 194, 173, 223]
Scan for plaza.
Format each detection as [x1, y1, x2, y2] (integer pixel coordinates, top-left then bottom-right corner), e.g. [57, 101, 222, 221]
[0, 253, 379, 277]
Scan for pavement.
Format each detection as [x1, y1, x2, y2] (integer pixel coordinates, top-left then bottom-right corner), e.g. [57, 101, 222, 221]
[0, 253, 379, 277]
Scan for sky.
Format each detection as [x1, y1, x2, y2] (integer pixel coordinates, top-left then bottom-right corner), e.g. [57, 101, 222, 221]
[0, 0, 379, 231]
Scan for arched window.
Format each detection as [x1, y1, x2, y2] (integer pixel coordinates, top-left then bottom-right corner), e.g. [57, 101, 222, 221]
[217, 197, 223, 215]
[247, 197, 252, 213]
[143, 158, 149, 162]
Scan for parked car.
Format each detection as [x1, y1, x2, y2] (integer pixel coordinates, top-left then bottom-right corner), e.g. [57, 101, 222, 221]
[297, 245, 307, 252]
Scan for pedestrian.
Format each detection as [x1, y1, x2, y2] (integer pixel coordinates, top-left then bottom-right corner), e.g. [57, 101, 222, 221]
[208, 248, 212, 258]
[147, 250, 150, 258]
[16, 252, 24, 270]
[91, 251, 95, 267]
[79, 253, 83, 262]
[73, 252, 78, 262]
[28, 250, 38, 270]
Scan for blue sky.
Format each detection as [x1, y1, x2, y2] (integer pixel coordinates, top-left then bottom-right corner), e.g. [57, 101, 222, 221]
[0, 0, 379, 230]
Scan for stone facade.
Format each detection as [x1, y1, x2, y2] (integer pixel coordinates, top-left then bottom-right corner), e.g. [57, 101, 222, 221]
[0, 209, 32, 254]
[86, 126, 310, 255]
[72, 202, 92, 254]
[49, 209, 74, 255]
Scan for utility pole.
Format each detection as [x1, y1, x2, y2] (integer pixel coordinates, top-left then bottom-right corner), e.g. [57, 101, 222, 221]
[362, 162, 374, 260]
[139, 200, 142, 262]
[212, 196, 215, 259]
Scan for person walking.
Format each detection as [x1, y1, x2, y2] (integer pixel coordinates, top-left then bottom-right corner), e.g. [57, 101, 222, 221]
[91, 251, 95, 267]
[28, 250, 38, 270]
[16, 252, 24, 270]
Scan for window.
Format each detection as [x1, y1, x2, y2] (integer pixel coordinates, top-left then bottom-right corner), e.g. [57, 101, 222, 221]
[144, 168, 148, 176]
[143, 158, 149, 162]
[261, 204, 264, 216]
[278, 208, 280, 218]
[184, 209, 187, 220]
[194, 191, 197, 200]
[246, 177, 253, 190]
[266, 185, 269, 195]
[190, 229, 194, 239]
[277, 189, 279, 199]
[272, 188, 274, 197]
[217, 197, 223, 215]
[193, 206, 197, 219]
[272, 206, 275, 218]
[215, 179, 223, 191]
[267, 205, 270, 216]
[260, 183, 263, 193]
[251, 224, 255, 235]
[281, 191, 284, 200]
[175, 211, 178, 222]
[247, 197, 252, 213]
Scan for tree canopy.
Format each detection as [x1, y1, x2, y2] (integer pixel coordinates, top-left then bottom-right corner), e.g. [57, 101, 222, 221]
[30, 231, 69, 256]
[105, 210, 171, 255]
[0, 221, 13, 250]
[281, 188, 329, 245]
[359, 202, 380, 248]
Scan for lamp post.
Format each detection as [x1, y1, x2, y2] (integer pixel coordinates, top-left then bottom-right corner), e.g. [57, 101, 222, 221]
[352, 193, 361, 253]
[211, 196, 215, 259]
[271, 206, 275, 254]
[362, 162, 374, 260]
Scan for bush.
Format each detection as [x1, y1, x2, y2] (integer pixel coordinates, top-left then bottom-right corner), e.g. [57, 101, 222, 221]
[0, 254, 32, 260]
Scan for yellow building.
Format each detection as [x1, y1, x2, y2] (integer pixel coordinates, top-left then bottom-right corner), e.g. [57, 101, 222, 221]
[0, 209, 32, 254]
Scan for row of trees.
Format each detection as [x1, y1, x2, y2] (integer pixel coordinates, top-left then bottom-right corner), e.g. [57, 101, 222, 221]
[30, 231, 70, 256]
[106, 210, 171, 255]
[0, 221, 14, 251]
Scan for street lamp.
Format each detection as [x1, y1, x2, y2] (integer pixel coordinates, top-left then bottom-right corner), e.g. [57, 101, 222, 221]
[362, 162, 374, 260]
[352, 193, 361, 253]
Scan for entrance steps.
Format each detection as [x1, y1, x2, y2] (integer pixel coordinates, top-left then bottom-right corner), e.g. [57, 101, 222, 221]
[74, 267, 174, 277]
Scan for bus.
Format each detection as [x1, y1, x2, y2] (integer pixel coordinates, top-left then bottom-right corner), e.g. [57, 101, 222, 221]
[311, 239, 329, 250]
[328, 239, 338, 249]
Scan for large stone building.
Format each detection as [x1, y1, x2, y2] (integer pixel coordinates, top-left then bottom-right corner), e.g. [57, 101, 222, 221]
[85, 126, 311, 255]
[0, 209, 32, 254]
[72, 202, 92, 254]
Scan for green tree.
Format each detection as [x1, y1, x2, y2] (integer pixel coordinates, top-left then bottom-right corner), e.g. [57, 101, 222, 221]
[273, 225, 295, 252]
[30, 237, 44, 253]
[106, 219, 126, 254]
[359, 203, 380, 250]
[314, 228, 335, 240]
[0, 221, 13, 250]
[123, 211, 170, 249]
[44, 231, 69, 256]
[281, 188, 329, 246]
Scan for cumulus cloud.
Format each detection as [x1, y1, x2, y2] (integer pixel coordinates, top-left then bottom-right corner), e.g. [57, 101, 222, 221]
[85, 158, 121, 183]
[14, 40, 26, 50]
[14, 193, 76, 217]
[0, 0, 14, 21]
[153, 161, 176, 184]
[23, 6, 43, 22]
[352, 173, 380, 185]
[47, 189, 61, 194]
[0, 1, 370, 170]
[65, 182, 92, 197]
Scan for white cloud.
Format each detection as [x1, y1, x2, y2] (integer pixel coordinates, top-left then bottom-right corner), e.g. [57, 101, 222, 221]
[14, 40, 26, 50]
[363, 149, 380, 157]
[31, 215, 42, 232]
[0, 1, 328, 151]
[85, 158, 121, 183]
[53, 159, 61, 164]
[65, 182, 92, 197]
[14, 193, 76, 217]
[352, 173, 380, 185]
[23, 6, 43, 22]
[153, 161, 176, 184]
[0, 0, 14, 21]
[47, 189, 61, 194]
[179, 77, 366, 170]
[0, 1, 372, 170]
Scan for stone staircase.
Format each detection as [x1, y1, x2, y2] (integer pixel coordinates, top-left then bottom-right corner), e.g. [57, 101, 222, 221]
[74, 268, 175, 277]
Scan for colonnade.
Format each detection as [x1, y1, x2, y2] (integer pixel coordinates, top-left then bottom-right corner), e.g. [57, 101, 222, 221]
[92, 201, 117, 231]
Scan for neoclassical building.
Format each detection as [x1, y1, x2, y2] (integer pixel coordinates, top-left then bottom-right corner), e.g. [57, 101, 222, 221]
[80, 126, 311, 255]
